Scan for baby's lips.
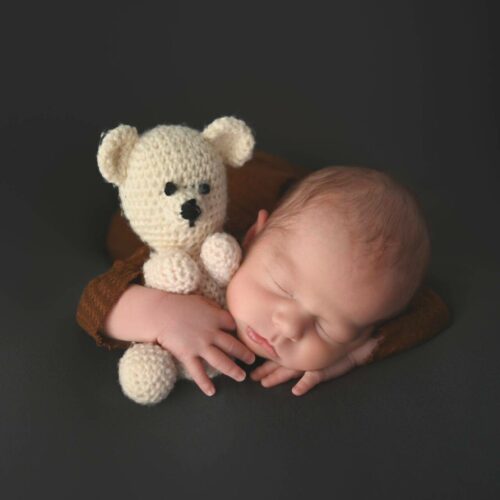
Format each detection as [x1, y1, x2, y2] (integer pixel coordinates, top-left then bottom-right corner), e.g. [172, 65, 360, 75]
[246, 326, 279, 358]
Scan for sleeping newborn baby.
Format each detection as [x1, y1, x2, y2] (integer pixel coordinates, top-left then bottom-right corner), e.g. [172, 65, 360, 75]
[227, 166, 430, 394]
[103, 165, 430, 396]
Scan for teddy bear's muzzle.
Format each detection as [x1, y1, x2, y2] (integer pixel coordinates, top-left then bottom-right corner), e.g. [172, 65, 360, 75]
[180, 198, 202, 227]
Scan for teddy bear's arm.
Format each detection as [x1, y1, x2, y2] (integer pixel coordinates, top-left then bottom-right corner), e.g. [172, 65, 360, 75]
[362, 286, 452, 365]
[143, 250, 201, 294]
[76, 245, 150, 350]
[200, 232, 242, 286]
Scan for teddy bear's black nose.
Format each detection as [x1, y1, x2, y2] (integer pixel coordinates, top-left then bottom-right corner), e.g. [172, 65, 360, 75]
[180, 198, 202, 227]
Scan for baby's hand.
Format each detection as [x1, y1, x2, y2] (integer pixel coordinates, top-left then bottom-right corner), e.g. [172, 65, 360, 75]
[154, 293, 255, 396]
[250, 338, 378, 396]
[250, 359, 353, 396]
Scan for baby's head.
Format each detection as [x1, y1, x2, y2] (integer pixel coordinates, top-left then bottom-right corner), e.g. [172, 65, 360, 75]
[226, 165, 431, 371]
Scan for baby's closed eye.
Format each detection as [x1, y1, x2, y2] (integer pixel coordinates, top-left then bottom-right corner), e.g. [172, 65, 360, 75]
[315, 322, 341, 344]
[273, 279, 294, 298]
[315, 321, 360, 345]
[267, 270, 294, 298]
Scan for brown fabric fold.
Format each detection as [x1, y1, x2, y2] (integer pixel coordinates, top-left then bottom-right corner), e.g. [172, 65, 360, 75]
[366, 285, 452, 365]
[76, 245, 149, 350]
[76, 149, 452, 363]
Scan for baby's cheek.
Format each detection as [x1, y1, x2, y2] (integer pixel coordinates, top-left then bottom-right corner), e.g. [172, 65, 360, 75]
[316, 343, 348, 370]
[291, 338, 346, 372]
[225, 276, 242, 316]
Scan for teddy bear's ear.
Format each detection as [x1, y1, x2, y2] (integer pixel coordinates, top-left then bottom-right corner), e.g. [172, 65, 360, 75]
[202, 116, 255, 168]
[97, 125, 139, 186]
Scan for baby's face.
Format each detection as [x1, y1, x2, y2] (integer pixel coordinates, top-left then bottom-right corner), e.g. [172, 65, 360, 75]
[226, 208, 406, 371]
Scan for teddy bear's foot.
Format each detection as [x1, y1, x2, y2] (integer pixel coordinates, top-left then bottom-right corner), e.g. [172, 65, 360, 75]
[118, 343, 177, 405]
[175, 359, 220, 381]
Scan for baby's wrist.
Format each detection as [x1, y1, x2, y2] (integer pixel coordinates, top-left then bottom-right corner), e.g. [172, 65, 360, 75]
[102, 284, 166, 344]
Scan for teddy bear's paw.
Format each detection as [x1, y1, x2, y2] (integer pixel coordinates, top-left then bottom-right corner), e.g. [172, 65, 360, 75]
[118, 343, 178, 405]
[143, 251, 201, 294]
[200, 233, 242, 286]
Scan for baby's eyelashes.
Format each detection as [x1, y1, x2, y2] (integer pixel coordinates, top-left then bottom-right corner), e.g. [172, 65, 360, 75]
[269, 274, 294, 298]
[314, 322, 336, 343]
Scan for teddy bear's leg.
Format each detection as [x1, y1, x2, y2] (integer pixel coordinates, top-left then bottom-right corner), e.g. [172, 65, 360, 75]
[175, 359, 220, 381]
[118, 343, 177, 405]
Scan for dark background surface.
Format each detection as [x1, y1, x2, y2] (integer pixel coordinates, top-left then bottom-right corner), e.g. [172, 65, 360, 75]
[1, 1, 499, 498]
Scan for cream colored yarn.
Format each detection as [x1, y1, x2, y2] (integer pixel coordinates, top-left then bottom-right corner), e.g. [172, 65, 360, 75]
[118, 344, 177, 405]
[97, 116, 255, 405]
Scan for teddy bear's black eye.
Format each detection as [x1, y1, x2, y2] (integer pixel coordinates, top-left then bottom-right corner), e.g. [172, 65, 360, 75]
[164, 182, 177, 196]
[199, 183, 210, 195]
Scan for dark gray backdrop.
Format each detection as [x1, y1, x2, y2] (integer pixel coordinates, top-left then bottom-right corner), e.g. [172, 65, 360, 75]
[1, 1, 498, 499]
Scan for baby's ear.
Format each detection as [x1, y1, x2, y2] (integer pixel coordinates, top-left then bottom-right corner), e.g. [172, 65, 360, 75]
[243, 209, 269, 249]
[97, 125, 139, 187]
[202, 116, 255, 168]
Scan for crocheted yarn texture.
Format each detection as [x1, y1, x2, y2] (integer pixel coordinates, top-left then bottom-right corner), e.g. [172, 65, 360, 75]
[97, 117, 255, 405]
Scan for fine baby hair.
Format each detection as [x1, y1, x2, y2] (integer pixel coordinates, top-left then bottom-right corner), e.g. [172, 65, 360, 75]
[261, 165, 431, 306]
[97, 116, 255, 405]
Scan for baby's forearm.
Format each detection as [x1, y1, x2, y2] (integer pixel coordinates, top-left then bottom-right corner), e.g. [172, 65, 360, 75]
[102, 284, 166, 344]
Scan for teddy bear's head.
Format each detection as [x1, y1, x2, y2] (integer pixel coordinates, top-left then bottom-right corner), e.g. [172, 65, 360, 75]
[97, 116, 255, 253]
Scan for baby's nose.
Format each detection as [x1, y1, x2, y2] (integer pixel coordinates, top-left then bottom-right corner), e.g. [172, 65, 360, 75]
[283, 330, 302, 343]
[272, 314, 303, 342]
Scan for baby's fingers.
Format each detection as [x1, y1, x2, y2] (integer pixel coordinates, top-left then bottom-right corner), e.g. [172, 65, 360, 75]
[292, 356, 355, 396]
[183, 357, 216, 397]
[291, 371, 323, 396]
[250, 360, 280, 381]
[218, 309, 237, 332]
[261, 366, 302, 388]
[215, 332, 255, 365]
[203, 346, 246, 382]
[320, 355, 356, 382]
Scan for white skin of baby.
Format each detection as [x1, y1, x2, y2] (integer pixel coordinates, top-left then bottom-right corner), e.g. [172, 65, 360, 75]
[226, 207, 410, 395]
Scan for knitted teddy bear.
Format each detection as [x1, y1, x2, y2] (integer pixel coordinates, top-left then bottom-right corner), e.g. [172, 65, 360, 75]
[97, 116, 255, 405]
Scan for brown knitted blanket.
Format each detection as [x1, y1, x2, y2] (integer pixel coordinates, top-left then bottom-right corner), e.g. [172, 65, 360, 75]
[76, 150, 452, 365]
